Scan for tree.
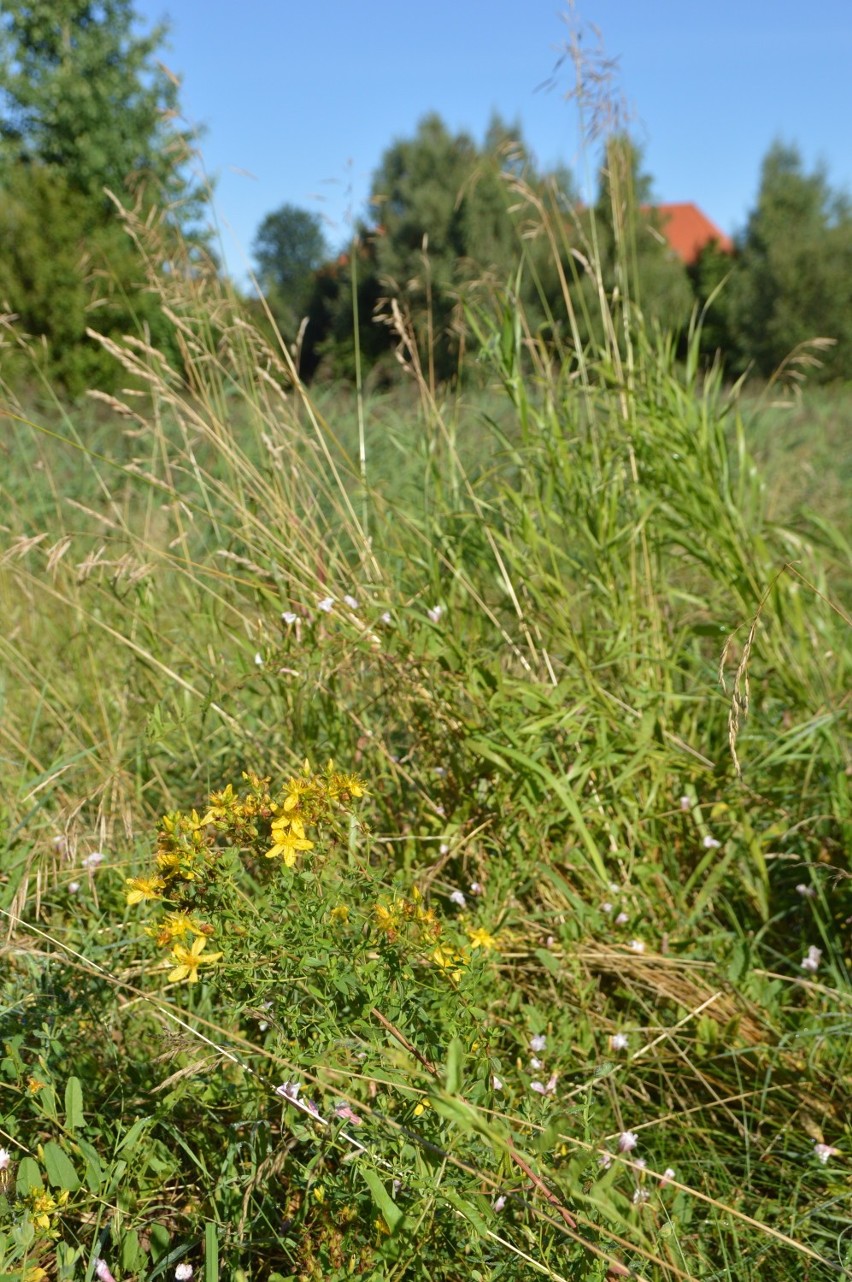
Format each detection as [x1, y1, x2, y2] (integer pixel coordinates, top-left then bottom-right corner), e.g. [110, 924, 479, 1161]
[369, 113, 528, 379]
[252, 204, 328, 334]
[0, 1, 206, 392]
[728, 141, 852, 380]
[0, 0, 199, 213]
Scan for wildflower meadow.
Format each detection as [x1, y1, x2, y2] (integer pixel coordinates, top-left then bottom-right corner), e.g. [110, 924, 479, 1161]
[1, 94, 850, 1282]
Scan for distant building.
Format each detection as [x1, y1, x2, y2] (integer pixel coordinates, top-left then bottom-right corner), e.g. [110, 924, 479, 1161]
[650, 202, 734, 265]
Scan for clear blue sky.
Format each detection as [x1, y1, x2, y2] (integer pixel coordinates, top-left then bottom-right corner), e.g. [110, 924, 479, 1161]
[135, 0, 852, 280]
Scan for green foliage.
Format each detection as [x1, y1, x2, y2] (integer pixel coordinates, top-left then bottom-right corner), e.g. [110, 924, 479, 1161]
[0, 0, 205, 394]
[727, 141, 852, 381]
[252, 203, 328, 340]
[0, 0, 197, 211]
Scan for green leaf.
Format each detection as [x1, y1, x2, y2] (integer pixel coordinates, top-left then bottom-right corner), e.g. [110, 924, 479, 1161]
[115, 1116, 150, 1155]
[445, 1037, 464, 1095]
[76, 1137, 104, 1193]
[121, 1229, 143, 1270]
[43, 1140, 79, 1190]
[15, 1156, 42, 1196]
[65, 1076, 84, 1130]
[361, 1168, 404, 1234]
[204, 1221, 219, 1282]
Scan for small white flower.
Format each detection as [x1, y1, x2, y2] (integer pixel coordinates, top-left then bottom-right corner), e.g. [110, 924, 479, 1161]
[632, 1188, 650, 1205]
[491, 1074, 503, 1091]
[813, 1142, 839, 1164]
[82, 851, 105, 869]
[614, 911, 629, 926]
[175, 1265, 194, 1281]
[343, 594, 359, 609]
[435, 804, 445, 816]
[618, 1131, 638, 1153]
[281, 610, 298, 624]
[530, 1080, 546, 1094]
[679, 795, 691, 811]
[469, 881, 483, 895]
[530, 1034, 546, 1053]
[599, 1151, 613, 1169]
[702, 835, 721, 849]
[609, 1032, 629, 1052]
[660, 1167, 675, 1188]
[545, 934, 556, 948]
[627, 939, 645, 953]
[392, 1178, 402, 1198]
[449, 889, 466, 908]
[801, 945, 822, 973]
[427, 604, 443, 623]
[439, 843, 450, 856]
[633, 1157, 647, 1169]
[530, 1056, 543, 1070]
[276, 1081, 300, 1102]
[254, 652, 263, 666]
[95, 1262, 117, 1282]
[0, 1147, 10, 1169]
[380, 611, 392, 624]
[609, 882, 620, 894]
[68, 881, 81, 894]
[317, 596, 335, 613]
[795, 883, 816, 899]
[493, 1194, 506, 1212]
[601, 901, 614, 914]
[433, 766, 447, 777]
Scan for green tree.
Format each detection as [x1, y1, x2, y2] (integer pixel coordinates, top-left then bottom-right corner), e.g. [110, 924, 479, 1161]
[252, 203, 328, 336]
[728, 141, 852, 380]
[369, 113, 527, 380]
[0, 0, 198, 212]
[0, 0, 205, 393]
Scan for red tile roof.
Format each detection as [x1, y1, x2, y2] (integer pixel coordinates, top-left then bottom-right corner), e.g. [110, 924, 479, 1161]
[651, 203, 733, 265]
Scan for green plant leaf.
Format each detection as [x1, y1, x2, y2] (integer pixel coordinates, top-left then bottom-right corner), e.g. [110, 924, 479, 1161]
[43, 1140, 79, 1190]
[64, 1076, 84, 1130]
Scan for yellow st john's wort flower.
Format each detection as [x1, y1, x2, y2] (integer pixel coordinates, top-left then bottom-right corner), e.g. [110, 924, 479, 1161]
[126, 875, 166, 905]
[167, 935, 223, 984]
[467, 926, 498, 952]
[265, 814, 314, 865]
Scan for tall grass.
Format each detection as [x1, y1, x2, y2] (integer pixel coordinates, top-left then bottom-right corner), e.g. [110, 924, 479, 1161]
[0, 137, 849, 1281]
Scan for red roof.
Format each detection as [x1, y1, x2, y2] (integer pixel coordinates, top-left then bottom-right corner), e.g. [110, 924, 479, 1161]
[651, 203, 733, 265]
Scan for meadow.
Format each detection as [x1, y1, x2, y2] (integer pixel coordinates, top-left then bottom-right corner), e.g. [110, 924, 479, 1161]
[0, 197, 850, 1282]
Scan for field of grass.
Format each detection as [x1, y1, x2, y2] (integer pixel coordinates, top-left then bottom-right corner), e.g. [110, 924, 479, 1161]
[0, 202, 849, 1282]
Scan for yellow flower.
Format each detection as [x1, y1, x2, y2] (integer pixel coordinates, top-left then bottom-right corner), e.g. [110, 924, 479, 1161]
[147, 912, 207, 947]
[330, 904, 349, 923]
[467, 926, 498, 952]
[413, 1098, 432, 1117]
[432, 944, 467, 983]
[265, 814, 314, 865]
[167, 935, 223, 984]
[313, 1184, 325, 1203]
[126, 875, 166, 906]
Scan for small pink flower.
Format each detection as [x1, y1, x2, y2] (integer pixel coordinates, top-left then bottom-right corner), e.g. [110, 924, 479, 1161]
[82, 851, 105, 869]
[469, 881, 483, 895]
[95, 1262, 117, 1282]
[281, 610, 298, 624]
[618, 1131, 638, 1153]
[601, 901, 614, 914]
[801, 946, 822, 973]
[614, 911, 629, 926]
[175, 1265, 194, 1281]
[632, 1187, 649, 1205]
[343, 594, 359, 609]
[530, 1034, 546, 1053]
[813, 1142, 839, 1164]
[427, 604, 444, 623]
[795, 883, 816, 899]
[493, 1194, 506, 1212]
[679, 795, 691, 811]
[660, 1167, 675, 1188]
[334, 1102, 363, 1126]
[702, 835, 721, 850]
[598, 1151, 613, 1170]
[68, 881, 81, 894]
[609, 1032, 629, 1052]
[317, 596, 335, 613]
[492, 1074, 503, 1091]
[0, 1148, 11, 1169]
[449, 889, 466, 908]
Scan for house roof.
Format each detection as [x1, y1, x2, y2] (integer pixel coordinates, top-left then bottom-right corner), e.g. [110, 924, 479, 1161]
[652, 202, 733, 265]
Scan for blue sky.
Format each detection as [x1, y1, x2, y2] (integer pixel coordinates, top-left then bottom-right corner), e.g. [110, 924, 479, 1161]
[135, 0, 852, 280]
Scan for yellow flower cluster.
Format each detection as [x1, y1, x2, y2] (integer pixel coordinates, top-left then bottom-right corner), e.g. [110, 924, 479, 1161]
[22, 1187, 69, 1238]
[125, 764, 367, 984]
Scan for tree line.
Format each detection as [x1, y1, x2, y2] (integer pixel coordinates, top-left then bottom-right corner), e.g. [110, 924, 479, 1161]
[2, 1, 851, 397]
